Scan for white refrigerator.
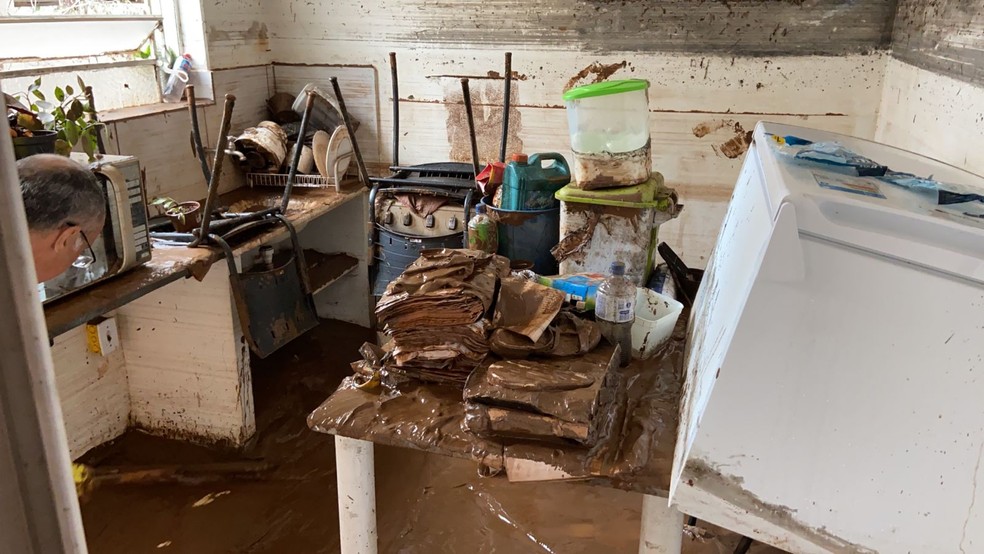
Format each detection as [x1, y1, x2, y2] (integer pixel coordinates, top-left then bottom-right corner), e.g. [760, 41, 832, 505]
[670, 121, 984, 553]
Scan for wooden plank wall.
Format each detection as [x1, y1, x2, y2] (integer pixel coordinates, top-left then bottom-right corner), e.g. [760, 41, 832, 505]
[263, 0, 895, 266]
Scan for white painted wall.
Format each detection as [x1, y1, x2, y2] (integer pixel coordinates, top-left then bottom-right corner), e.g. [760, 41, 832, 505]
[51, 325, 130, 459]
[118, 264, 254, 446]
[269, 42, 886, 266]
[876, 57, 984, 179]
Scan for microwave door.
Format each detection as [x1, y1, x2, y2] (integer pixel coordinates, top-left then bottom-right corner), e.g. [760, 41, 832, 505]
[95, 165, 137, 269]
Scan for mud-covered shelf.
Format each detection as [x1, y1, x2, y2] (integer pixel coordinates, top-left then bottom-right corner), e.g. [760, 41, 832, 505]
[304, 250, 359, 296]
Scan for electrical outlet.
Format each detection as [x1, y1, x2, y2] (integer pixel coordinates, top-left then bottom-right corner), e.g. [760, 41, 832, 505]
[85, 316, 118, 357]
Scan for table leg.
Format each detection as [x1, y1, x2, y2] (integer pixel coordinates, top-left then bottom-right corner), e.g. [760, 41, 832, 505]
[639, 494, 683, 554]
[335, 436, 377, 554]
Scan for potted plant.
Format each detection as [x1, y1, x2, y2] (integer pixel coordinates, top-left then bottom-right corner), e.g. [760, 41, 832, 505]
[7, 76, 105, 160]
[150, 196, 202, 233]
[6, 94, 58, 159]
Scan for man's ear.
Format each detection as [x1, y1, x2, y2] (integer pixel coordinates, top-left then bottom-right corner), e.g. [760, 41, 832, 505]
[52, 225, 79, 253]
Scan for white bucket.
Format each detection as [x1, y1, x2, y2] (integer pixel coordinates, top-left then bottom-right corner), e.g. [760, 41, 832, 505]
[631, 287, 684, 359]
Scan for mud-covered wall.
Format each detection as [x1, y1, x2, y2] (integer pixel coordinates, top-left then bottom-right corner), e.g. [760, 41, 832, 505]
[891, 0, 984, 87]
[257, 0, 895, 266]
[271, 0, 898, 55]
[876, 1, 984, 177]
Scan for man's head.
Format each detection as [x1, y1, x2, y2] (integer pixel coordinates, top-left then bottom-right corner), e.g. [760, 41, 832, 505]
[19, 154, 106, 282]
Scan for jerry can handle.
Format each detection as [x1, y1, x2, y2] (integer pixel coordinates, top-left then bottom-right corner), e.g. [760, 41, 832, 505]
[527, 152, 570, 180]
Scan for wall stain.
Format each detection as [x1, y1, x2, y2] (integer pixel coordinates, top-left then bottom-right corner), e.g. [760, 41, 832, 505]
[444, 82, 523, 165]
[208, 21, 269, 51]
[693, 119, 753, 159]
[565, 61, 629, 91]
[692, 119, 739, 139]
[429, 71, 530, 81]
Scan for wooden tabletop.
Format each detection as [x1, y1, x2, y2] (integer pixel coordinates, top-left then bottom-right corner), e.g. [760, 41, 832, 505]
[45, 185, 365, 337]
[308, 320, 687, 497]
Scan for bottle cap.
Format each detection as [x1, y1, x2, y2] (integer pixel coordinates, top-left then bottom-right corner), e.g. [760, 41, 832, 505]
[510, 153, 528, 164]
[610, 261, 625, 276]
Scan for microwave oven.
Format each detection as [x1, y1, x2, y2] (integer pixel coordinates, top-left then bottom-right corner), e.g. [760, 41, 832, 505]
[39, 154, 152, 304]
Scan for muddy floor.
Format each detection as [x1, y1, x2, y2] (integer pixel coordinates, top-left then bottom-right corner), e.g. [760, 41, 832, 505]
[79, 319, 784, 554]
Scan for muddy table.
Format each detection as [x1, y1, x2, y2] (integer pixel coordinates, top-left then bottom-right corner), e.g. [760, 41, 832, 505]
[308, 321, 688, 553]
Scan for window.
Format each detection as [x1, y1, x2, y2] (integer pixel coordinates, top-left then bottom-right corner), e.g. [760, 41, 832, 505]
[0, 0, 204, 113]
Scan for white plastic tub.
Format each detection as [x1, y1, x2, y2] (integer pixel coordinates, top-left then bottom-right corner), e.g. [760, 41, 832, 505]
[631, 287, 683, 359]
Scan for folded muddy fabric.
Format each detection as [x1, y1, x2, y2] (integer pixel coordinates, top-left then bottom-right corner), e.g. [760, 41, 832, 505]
[463, 348, 620, 445]
[493, 277, 565, 343]
[390, 321, 489, 370]
[490, 311, 601, 359]
[376, 249, 509, 330]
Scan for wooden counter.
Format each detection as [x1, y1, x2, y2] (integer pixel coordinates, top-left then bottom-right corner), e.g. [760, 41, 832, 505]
[45, 185, 366, 338]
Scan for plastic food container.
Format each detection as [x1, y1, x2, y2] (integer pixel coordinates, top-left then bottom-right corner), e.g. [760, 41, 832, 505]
[563, 79, 651, 189]
[631, 287, 683, 359]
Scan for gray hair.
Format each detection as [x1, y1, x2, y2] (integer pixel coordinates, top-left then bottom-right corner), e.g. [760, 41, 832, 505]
[17, 154, 106, 231]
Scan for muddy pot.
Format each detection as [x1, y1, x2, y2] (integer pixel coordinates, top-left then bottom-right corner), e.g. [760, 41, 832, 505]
[483, 198, 559, 276]
[12, 130, 58, 160]
[166, 201, 203, 233]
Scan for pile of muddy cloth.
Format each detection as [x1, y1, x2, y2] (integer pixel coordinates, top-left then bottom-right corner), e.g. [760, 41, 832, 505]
[463, 347, 620, 445]
[374, 249, 510, 385]
[464, 276, 614, 444]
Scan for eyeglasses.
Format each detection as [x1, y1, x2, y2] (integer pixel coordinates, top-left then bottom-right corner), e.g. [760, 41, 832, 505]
[72, 229, 96, 269]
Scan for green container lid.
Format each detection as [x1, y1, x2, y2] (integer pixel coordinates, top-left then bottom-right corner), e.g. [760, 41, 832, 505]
[555, 173, 675, 211]
[562, 79, 650, 102]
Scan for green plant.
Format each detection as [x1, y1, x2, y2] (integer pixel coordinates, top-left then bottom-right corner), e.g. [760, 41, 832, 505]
[17, 76, 105, 160]
[150, 196, 195, 224]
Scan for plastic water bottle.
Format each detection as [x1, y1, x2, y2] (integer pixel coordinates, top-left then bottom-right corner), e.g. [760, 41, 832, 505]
[467, 204, 498, 254]
[595, 261, 635, 366]
[162, 54, 193, 102]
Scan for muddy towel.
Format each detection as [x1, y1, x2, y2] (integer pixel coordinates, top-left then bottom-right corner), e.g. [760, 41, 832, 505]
[463, 347, 620, 445]
[376, 249, 509, 330]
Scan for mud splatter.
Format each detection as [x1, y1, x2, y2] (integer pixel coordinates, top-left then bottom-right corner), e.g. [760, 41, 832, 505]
[486, 70, 529, 81]
[692, 119, 739, 139]
[693, 120, 753, 159]
[444, 82, 523, 165]
[715, 128, 754, 159]
[564, 61, 628, 92]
